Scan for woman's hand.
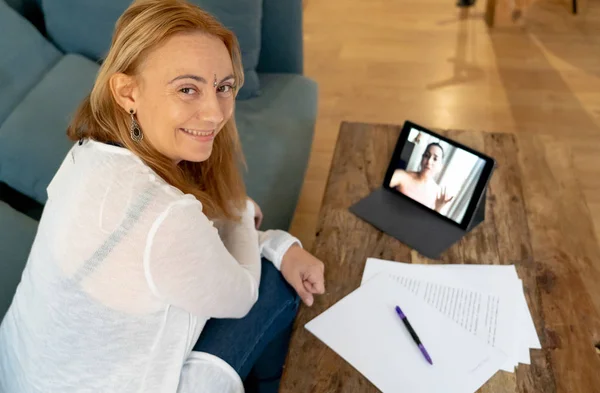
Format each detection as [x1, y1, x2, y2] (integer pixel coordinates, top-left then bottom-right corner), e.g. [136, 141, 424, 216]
[280, 244, 325, 307]
[248, 198, 263, 229]
[435, 186, 454, 212]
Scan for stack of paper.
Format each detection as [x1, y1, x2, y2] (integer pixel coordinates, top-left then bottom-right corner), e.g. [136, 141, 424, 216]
[305, 258, 541, 393]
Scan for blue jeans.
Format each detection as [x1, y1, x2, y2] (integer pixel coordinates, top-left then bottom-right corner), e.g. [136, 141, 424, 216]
[193, 258, 300, 393]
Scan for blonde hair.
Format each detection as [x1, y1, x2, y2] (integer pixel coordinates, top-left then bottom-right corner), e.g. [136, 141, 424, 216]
[67, 0, 247, 220]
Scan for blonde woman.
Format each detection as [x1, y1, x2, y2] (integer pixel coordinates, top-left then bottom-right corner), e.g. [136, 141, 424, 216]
[0, 1, 325, 392]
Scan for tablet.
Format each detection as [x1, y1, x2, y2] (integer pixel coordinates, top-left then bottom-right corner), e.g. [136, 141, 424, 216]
[383, 121, 496, 230]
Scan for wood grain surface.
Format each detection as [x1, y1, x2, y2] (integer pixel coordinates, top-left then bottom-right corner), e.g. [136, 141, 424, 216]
[279, 122, 600, 393]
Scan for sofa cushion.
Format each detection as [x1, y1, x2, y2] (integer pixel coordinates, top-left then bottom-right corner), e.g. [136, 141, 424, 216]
[41, 0, 262, 99]
[5, 0, 41, 18]
[0, 0, 61, 126]
[0, 54, 99, 204]
[0, 201, 38, 320]
[257, 0, 303, 74]
[4, 0, 45, 32]
[235, 73, 318, 231]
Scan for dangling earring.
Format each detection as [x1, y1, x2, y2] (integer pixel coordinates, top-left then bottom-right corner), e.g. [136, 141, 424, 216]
[130, 109, 143, 142]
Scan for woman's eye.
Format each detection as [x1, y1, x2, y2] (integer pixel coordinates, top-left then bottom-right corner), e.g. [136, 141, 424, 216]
[217, 85, 233, 94]
[180, 87, 196, 95]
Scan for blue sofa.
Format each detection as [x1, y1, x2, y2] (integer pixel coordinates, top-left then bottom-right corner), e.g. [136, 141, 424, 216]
[0, 0, 317, 348]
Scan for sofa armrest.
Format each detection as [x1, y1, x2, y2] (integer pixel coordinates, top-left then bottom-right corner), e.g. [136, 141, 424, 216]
[0, 183, 43, 221]
[0, 200, 38, 320]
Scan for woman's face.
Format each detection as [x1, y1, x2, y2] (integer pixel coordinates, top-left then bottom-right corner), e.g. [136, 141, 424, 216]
[120, 31, 236, 164]
[420, 145, 443, 178]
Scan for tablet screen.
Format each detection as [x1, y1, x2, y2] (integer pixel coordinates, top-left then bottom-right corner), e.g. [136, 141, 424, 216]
[386, 126, 489, 226]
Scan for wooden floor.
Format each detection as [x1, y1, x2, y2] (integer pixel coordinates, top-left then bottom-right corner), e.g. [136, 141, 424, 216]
[290, 0, 600, 253]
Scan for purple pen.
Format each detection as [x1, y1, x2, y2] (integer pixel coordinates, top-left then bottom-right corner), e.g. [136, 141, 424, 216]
[395, 305, 433, 365]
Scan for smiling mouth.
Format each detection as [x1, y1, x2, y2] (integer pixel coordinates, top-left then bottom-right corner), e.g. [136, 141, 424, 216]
[180, 128, 215, 137]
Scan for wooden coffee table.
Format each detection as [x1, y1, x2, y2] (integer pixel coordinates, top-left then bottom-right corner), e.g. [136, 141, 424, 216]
[280, 122, 600, 393]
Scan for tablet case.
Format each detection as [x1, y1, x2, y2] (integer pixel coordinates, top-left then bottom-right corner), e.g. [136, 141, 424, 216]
[349, 187, 486, 259]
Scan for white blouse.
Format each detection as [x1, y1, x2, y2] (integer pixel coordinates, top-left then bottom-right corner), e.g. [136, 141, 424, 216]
[0, 140, 300, 393]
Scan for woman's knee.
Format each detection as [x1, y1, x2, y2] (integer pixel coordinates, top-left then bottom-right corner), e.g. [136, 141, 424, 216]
[258, 258, 300, 323]
[233, 259, 299, 378]
[192, 258, 300, 378]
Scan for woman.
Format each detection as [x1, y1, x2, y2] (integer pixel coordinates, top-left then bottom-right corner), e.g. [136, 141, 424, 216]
[0, 1, 325, 392]
[389, 143, 454, 212]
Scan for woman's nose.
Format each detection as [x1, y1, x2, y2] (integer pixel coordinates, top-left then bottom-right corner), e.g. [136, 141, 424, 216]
[199, 91, 224, 125]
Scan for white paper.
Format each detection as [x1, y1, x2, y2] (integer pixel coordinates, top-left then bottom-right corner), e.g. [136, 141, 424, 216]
[362, 259, 519, 370]
[434, 263, 540, 351]
[306, 274, 507, 393]
[363, 258, 541, 372]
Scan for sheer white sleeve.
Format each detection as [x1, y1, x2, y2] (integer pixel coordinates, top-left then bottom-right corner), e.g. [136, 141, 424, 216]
[144, 199, 261, 319]
[257, 230, 302, 270]
[214, 201, 303, 271]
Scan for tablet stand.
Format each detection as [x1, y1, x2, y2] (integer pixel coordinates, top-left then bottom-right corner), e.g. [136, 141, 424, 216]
[349, 189, 487, 260]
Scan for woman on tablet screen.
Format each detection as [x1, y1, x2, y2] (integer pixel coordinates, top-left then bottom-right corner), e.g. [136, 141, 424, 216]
[389, 143, 454, 213]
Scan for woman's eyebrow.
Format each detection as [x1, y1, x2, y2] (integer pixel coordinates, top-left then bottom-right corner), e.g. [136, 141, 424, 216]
[219, 74, 235, 83]
[168, 74, 207, 84]
[168, 74, 235, 84]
